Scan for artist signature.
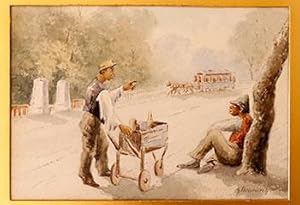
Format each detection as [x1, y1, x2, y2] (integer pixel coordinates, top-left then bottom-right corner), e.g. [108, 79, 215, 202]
[235, 185, 268, 195]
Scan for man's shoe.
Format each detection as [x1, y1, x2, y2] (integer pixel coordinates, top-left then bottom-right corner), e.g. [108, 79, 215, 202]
[79, 174, 100, 188]
[99, 169, 111, 177]
[176, 160, 200, 169]
[197, 161, 217, 174]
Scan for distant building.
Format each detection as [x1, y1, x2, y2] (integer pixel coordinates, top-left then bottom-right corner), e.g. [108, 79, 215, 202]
[194, 69, 236, 91]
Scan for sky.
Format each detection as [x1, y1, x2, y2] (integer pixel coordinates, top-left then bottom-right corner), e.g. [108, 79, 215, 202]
[147, 7, 251, 52]
[142, 7, 253, 81]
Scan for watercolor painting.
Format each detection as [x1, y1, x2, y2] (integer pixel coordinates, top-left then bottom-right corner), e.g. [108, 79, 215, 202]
[10, 6, 289, 200]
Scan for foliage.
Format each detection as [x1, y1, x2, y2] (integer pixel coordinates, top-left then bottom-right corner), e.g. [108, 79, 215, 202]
[229, 9, 288, 80]
[11, 7, 156, 104]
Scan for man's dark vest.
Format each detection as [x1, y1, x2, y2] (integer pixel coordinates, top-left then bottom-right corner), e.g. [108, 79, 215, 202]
[83, 79, 105, 120]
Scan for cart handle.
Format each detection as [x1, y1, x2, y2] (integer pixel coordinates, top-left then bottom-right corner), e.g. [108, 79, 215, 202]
[106, 133, 120, 150]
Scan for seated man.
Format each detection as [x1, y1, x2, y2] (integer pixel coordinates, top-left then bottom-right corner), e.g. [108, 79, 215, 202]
[177, 94, 253, 174]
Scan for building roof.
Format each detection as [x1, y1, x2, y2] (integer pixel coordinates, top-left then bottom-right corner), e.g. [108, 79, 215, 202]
[196, 69, 232, 75]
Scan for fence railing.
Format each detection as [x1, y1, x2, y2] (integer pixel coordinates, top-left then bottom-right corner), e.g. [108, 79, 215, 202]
[11, 99, 85, 118]
[11, 89, 166, 118]
[71, 99, 85, 109]
[11, 104, 29, 117]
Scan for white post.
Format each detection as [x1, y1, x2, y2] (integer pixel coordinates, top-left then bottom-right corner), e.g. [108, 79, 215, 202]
[28, 78, 50, 114]
[54, 79, 71, 112]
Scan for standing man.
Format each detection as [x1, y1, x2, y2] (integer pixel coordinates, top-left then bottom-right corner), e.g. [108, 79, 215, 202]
[79, 60, 136, 187]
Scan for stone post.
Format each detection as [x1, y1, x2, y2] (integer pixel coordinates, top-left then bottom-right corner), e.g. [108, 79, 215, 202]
[28, 78, 50, 114]
[54, 79, 71, 112]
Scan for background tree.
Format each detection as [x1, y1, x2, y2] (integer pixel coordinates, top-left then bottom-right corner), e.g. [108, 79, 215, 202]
[11, 7, 156, 104]
[229, 9, 288, 80]
[237, 20, 289, 176]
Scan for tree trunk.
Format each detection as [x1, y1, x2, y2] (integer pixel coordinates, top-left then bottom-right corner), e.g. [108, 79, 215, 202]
[237, 20, 289, 176]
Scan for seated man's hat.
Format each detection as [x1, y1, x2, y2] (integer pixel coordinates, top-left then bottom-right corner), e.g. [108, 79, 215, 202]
[230, 94, 250, 113]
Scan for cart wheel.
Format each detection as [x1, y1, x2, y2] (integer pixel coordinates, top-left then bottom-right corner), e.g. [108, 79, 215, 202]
[154, 159, 164, 176]
[110, 163, 120, 185]
[138, 170, 151, 192]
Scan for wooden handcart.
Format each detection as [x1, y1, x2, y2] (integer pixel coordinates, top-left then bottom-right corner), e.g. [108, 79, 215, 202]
[108, 121, 168, 192]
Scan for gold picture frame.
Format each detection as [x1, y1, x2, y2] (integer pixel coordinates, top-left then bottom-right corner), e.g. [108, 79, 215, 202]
[0, 0, 299, 204]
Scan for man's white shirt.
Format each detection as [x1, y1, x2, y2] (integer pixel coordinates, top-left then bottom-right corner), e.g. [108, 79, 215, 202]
[96, 86, 123, 138]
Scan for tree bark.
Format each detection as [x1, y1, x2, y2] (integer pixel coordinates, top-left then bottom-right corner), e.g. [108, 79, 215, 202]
[237, 20, 289, 176]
